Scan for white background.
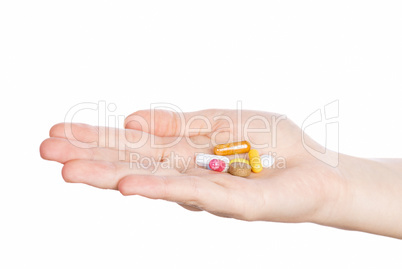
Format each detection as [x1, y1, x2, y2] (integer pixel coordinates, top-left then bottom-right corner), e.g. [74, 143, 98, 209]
[1, 1, 402, 268]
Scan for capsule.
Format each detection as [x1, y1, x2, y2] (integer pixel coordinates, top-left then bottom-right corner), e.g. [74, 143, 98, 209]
[214, 141, 251, 156]
[229, 158, 250, 165]
[228, 162, 252, 177]
[209, 159, 228, 172]
[248, 149, 263, 173]
[196, 153, 229, 168]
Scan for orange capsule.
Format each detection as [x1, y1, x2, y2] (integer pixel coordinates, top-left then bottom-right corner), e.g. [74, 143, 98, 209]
[214, 141, 251, 156]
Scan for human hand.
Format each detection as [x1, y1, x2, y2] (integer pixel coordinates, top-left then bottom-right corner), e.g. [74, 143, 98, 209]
[40, 109, 345, 224]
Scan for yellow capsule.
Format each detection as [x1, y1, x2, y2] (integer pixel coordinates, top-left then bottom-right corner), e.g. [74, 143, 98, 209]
[214, 141, 251, 156]
[229, 158, 250, 165]
[248, 149, 263, 173]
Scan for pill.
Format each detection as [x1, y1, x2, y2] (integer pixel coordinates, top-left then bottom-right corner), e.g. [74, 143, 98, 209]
[196, 153, 229, 168]
[260, 155, 275, 168]
[214, 141, 251, 156]
[229, 158, 250, 165]
[248, 149, 263, 173]
[209, 159, 227, 172]
[228, 162, 252, 177]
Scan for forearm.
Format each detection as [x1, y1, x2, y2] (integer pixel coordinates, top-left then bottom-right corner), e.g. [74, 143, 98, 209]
[319, 154, 402, 239]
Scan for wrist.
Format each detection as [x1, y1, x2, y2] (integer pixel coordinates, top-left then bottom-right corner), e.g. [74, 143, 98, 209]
[314, 154, 402, 238]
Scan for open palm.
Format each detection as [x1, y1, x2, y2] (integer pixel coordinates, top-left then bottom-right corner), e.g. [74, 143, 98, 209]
[40, 109, 344, 223]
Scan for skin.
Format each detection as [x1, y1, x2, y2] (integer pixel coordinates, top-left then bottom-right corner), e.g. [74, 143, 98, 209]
[40, 109, 402, 239]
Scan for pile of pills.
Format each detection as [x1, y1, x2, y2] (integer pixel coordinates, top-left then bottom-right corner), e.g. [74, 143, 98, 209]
[196, 141, 274, 178]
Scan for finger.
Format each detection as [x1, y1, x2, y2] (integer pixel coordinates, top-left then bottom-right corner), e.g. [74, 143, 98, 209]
[49, 123, 180, 160]
[117, 173, 266, 220]
[124, 109, 229, 137]
[178, 204, 203, 212]
[40, 137, 131, 164]
[62, 159, 180, 189]
[49, 123, 99, 143]
[40, 137, 209, 172]
[118, 174, 225, 209]
[50, 122, 157, 147]
[48, 123, 217, 166]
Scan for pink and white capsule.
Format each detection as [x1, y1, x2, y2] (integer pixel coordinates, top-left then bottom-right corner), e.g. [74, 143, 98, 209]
[196, 153, 229, 172]
[208, 159, 227, 172]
